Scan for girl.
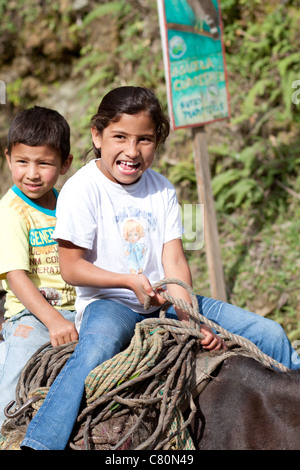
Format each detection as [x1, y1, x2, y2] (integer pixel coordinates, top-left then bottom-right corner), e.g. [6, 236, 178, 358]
[22, 86, 299, 450]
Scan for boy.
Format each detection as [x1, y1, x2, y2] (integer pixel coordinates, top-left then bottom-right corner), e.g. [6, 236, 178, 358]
[0, 106, 78, 428]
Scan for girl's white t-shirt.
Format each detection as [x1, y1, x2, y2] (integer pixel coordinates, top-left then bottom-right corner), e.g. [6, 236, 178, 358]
[53, 159, 183, 329]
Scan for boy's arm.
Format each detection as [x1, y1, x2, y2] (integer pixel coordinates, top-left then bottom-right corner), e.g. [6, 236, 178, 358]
[6, 270, 78, 346]
[162, 238, 225, 351]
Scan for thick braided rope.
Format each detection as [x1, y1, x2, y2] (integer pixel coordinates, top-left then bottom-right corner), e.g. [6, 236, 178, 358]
[144, 278, 289, 372]
[0, 323, 197, 451]
[78, 317, 202, 450]
[84, 317, 204, 405]
[85, 323, 167, 402]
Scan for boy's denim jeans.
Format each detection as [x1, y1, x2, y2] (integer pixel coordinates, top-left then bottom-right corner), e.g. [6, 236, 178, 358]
[21, 296, 300, 450]
[0, 309, 76, 429]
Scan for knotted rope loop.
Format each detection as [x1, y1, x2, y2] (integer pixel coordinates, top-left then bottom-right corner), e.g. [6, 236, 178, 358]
[144, 278, 201, 331]
[144, 278, 289, 372]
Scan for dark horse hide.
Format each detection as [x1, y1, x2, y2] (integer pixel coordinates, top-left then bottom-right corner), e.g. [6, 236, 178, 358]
[189, 355, 300, 450]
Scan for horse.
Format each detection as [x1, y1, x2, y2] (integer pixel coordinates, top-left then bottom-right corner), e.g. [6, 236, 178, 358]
[1, 275, 299, 451]
[2, 343, 299, 451]
[189, 354, 300, 450]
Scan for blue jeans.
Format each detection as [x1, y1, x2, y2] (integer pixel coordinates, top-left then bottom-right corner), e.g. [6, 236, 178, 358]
[0, 309, 76, 429]
[21, 296, 300, 450]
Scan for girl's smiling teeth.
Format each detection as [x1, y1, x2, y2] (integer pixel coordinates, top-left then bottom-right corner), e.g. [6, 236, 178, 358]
[117, 160, 141, 173]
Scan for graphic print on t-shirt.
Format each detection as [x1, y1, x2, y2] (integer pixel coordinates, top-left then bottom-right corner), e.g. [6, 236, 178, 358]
[115, 205, 158, 275]
[122, 219, 146, 274]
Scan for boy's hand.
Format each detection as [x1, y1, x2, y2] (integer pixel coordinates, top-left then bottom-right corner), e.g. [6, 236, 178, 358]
[47, 315, 78, 347]
[6, 270, 78, 347]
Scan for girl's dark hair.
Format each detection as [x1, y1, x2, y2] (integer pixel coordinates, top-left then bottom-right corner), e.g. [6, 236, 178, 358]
[90, 86, 170, 158]
[7, 106, 70, 164]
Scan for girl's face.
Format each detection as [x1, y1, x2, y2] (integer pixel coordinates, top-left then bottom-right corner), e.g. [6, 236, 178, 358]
[91, 111, 157, 185]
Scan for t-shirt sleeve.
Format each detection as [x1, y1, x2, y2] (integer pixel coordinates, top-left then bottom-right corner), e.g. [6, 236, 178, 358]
[52, 177, 98, 250]
[0, 206, 29, 278]
[163, 185, 184, 244]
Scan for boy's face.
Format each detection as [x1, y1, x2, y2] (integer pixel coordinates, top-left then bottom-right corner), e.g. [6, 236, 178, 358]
[91, 111, 157, 185]
[5, 144, 73, 209]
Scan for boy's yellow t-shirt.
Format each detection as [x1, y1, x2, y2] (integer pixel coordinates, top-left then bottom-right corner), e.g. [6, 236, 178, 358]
[0, 185, 76, 318]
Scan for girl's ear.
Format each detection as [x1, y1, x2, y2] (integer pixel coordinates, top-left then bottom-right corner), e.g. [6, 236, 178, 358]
[91, 127, 101, 149]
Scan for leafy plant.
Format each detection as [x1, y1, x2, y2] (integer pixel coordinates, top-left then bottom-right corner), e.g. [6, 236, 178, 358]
[82, 1, 129, 26]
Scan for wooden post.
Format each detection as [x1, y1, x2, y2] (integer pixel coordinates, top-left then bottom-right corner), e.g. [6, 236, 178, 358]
[192, 126, 227, 302]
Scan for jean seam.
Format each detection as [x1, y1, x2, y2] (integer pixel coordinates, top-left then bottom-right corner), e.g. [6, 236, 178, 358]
[24, 343, 80, 441]
[21, 438, 51, 451]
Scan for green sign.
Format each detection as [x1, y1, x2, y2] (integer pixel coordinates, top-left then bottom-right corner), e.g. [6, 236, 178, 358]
[157, 0, 230, 129]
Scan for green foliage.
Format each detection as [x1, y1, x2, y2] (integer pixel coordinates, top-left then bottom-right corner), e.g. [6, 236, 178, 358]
[211, 141, 265, 211]
[201, 2, 300, 216]
[5, 78, 23, 107]
[227, 3, 299, 125]
[65, 0, 167, 161]
[167, 157, 196, 186]
[223, 199, 300, 338]
[82, 1, 129, 26]
[0, 0, 64, 35]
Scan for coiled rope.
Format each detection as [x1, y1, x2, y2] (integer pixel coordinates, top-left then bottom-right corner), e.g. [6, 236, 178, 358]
[0, 278, 288, 451]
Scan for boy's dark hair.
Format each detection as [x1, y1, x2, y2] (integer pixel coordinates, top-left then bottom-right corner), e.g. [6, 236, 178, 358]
[90, 87, 170, 158]
[7, 106, 70, 163]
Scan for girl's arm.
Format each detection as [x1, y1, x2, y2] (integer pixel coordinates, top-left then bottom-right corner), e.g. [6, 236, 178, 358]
[58, 240, 157, 305]
[6, 270, 78, 347]
[162, 238, 225, 351]
[162, 238, 193, 322]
